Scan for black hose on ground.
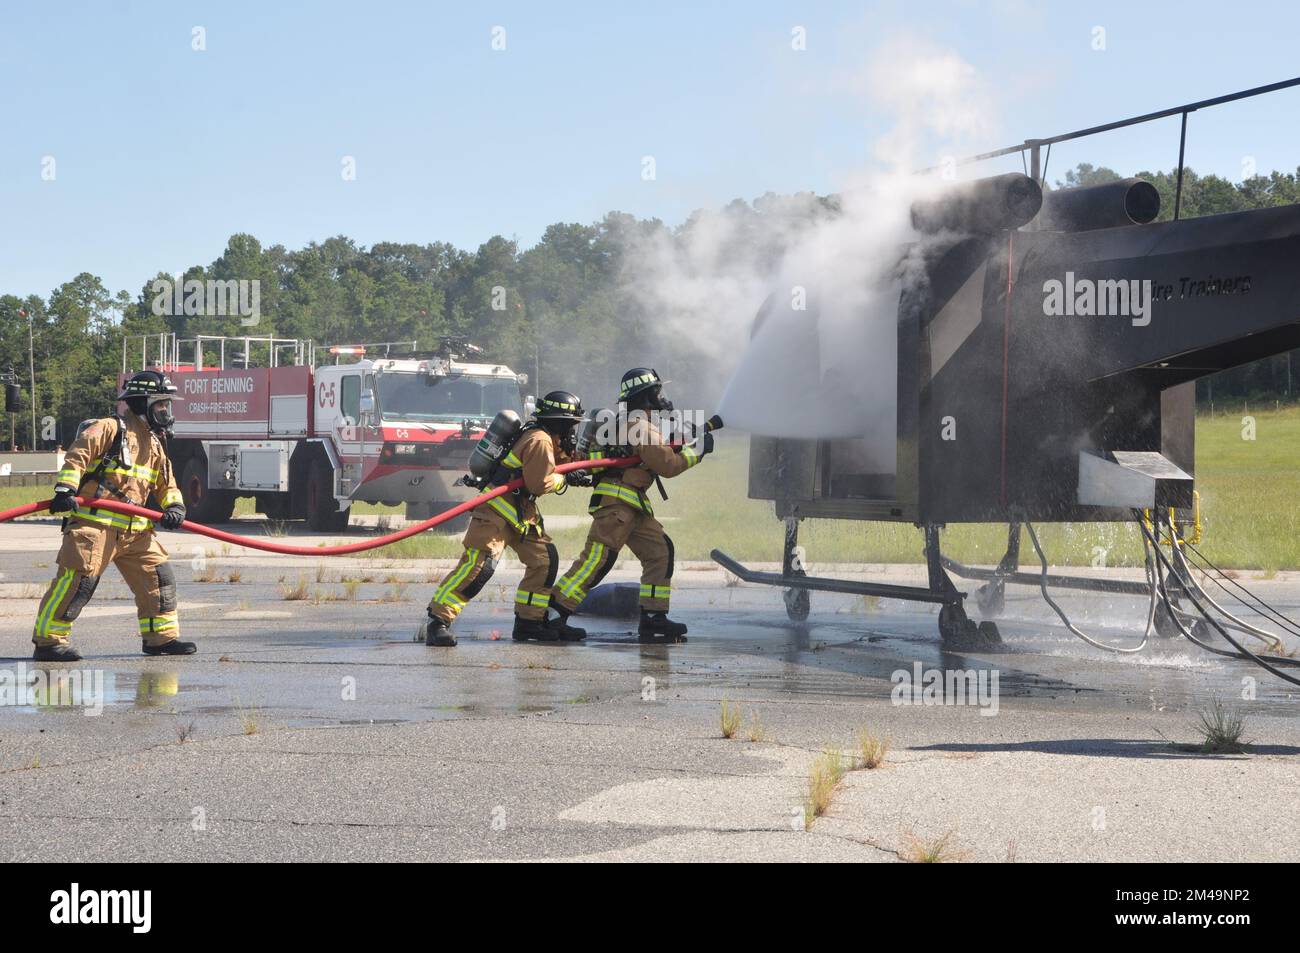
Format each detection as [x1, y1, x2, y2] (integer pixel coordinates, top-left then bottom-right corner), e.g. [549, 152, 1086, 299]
[1021, 516, 1156, 653]
[1134, 512, 1300, 686]
[1178, 538, 1300, 641]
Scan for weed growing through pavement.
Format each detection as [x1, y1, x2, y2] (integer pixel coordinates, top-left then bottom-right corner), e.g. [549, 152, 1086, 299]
[804, 748, 846, 830]
[720, 698, 742, 739]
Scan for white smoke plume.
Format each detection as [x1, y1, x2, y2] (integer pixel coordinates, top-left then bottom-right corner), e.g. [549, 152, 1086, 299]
[615, 39, 999, 470]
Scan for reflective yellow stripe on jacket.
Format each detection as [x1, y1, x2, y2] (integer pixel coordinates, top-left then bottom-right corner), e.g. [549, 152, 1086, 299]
[71, 507, 153, 533]
[481, 445, 543, 533]
[482, 491, 542, 535]
[94, 458, 160, 483]
[61, 456, 160, 486]
[582, 450, 611, 475]
[588, 480, 653, 516]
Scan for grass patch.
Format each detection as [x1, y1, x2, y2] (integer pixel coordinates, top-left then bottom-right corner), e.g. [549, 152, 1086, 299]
[226, 570, 242, 584]
[746, 710, 767, 742]
[175, 720, 197, 744]
[1195, 699, 1250, 754]
[800, 729, 889, 831]
[854, 728, 889, 769]
[342, 578, 362, 601]
[899, 829, 968, 863]
[803, 748, 846, 830]
[279, 575, 309, 601]
[233, 697, 260, 736]
[720, 698, 742, 739]
[380, 582, 410, 602]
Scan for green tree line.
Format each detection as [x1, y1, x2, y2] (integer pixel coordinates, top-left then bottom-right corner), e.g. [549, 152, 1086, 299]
[1, 162, 1298, 448]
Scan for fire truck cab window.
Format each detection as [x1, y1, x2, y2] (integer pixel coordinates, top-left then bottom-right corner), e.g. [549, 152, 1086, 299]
[341, 375, 361, 424]
[377, 372, 522, 421]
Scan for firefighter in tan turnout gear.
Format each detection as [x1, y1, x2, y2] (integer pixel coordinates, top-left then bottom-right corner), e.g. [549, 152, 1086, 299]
[421, 390, 589, 646]
[32, 371, 195, 662]
[550, 368, 712, 643]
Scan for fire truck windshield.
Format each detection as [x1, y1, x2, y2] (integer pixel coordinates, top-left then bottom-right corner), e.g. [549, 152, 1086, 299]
[376, 371, 523, 422]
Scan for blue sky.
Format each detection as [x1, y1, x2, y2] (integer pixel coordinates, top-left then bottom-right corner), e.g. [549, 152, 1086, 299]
[2, 0, 1298, 299]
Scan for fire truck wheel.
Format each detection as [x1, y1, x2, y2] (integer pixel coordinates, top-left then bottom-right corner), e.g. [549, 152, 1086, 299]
[306, 460, 349, 532]
[179, 456, 236, 524]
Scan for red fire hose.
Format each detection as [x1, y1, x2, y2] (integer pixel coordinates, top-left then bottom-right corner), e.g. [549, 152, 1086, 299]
[0, 457, 640, 557]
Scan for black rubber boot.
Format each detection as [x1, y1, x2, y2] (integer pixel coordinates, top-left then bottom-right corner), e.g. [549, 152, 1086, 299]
[33, 642, 82, 662]
[512, 616, 559, 642]
[638, 610, 688, 644]
[142, 640, 197, 656]
[421, 617, 456, 647]
[545, 607, 586, 642]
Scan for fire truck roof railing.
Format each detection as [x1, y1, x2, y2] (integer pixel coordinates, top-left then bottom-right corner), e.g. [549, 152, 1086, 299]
[122, 333, 316, 373]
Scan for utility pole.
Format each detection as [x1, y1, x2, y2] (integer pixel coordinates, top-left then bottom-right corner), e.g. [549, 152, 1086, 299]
[17, 308, 36, 449]
[1, 365, 18, 451]
[28, 308, 36, 447]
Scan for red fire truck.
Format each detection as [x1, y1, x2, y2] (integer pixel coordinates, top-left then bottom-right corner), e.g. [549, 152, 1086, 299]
[121, 334, 531, 530]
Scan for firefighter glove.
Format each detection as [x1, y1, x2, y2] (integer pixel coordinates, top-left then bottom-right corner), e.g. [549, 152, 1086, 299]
[565, 471, 593, 487]
[161, 504, 186, 530]
[700, 432, 715, 456]
[49, 487, 78, 514]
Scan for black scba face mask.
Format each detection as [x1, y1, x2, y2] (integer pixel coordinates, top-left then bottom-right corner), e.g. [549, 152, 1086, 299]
[542, 419, 578, 452]
[146, 399, 175, 433]
[645, 386, 673, 412]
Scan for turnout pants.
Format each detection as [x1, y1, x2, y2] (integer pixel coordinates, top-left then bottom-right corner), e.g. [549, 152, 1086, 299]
[554, 502, 674, 613]
[33, 523, 180, 648]
[428, 511, 559, 624]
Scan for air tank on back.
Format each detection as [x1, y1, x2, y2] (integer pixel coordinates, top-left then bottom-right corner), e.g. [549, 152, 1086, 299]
[574, 407, 616, 458]
[467, 409, 524, 481]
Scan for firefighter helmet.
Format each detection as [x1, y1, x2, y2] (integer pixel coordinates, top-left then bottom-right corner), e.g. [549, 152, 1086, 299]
[618, 368, 669, 404]
[117, 370, 177, 402]
[533, 390, 584, 422]
[117, 370, 178, 433]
